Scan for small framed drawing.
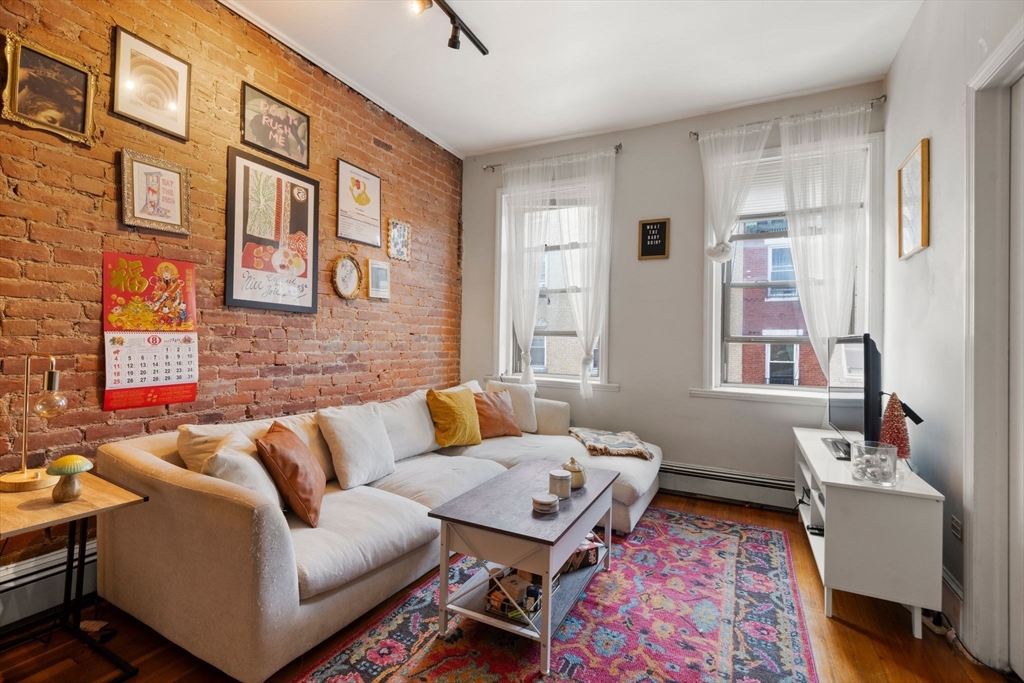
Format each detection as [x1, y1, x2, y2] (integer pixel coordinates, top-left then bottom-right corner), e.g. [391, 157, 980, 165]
[638, 218, 670, 260]
[388, 219, 411, 261]
[113, 27, 191, 141]
[225, 147, 319, 314]
[241, 83, 309, 168]
[1, 30, 97, 145]
[368, 259, 390, 299]
[331, 255, 361, 300]
[337, 158, 381, 247]
[121, 148, 191, 235]
[898, 138, 929, 259]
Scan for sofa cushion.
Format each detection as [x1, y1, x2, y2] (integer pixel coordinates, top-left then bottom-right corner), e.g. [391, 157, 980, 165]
[289, 485, 439, 600]
[486, 381, 538, 433]
[369, 453, 505, 509]
[201, 431, 283, 508]
[177, 413, 335, 480]
[442, 434, 663, 507]
[317, 404, 396, 490]
[426, 387, 482, 448]
[256, 422, 327, 527]
[475, 391, 522, 439]
[376, 389, 436, 462]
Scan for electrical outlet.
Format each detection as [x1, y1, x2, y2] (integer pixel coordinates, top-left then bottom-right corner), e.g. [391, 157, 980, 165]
[950, 515, 963, 540]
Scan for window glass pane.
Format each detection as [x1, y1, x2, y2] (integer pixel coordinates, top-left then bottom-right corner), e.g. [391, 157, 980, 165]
[730, 234, 795, 286]
[537, 336, 599, 377]
[769, 343, 795, 363]
[535, 291, 576, 333]
[723, 343, 825, 387]
[530, 337, 546, 369]
[726, 287, 808, 338]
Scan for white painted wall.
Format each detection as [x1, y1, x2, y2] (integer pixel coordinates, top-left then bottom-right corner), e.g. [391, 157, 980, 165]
[883, 0, 1023, 585]
[460, 82, 885, 484]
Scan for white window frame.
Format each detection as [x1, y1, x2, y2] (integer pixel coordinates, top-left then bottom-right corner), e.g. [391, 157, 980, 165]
[492, 187, 618, 392]
[766, 242, 798, 301]
[763, 328, 802, 386]
[529, 335, 548, 373]
[692, 132, 884, 404]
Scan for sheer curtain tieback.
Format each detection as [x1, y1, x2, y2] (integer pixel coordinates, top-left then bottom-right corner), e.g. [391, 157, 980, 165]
[698, 121, 773, 262]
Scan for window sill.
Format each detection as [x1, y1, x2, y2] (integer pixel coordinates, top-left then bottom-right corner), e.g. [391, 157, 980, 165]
[688, 386, 826, 406]
[485, 375, 620, 393]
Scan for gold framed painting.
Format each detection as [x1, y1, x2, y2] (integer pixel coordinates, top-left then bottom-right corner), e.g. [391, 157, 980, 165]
[898, 138, 929, 259]
[121, 149, 191, 235]
[1, 30, 97, 145]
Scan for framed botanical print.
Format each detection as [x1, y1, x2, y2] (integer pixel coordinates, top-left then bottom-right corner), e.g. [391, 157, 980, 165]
[121, 148, 191, 235]
[388, 219, 411, 261]
[225, 147, 319, 313]
[368, 260, 390, 299]
[241, 83, 310, 168]
[898, 138, 929, 259]
[337, 158, 381, 247]
[1, 30, 97, 145]
[112, 27, 191, 140]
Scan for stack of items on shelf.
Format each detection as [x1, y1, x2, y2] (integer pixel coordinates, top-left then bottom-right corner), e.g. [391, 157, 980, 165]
[485, 567, 560, 623]
[559, 532, 603, 574]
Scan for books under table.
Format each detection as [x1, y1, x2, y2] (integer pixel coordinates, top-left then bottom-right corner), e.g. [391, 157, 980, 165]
[484, 566, 561, 625]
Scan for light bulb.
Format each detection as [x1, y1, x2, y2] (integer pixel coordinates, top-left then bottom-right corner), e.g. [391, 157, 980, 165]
[168, 102, 177, 111]
[125, 80, 135, 90]
[410, 0, 432, 14]
[33, 390, 68, 418]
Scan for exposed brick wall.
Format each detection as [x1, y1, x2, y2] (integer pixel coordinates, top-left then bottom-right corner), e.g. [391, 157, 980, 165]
[0, 1, 463, 563]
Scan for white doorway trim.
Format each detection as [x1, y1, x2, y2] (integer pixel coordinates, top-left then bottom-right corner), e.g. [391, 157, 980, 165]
[962, 15, 1024, 669]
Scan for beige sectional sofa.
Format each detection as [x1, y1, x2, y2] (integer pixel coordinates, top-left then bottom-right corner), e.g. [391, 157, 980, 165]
[96, 386, 661, 682]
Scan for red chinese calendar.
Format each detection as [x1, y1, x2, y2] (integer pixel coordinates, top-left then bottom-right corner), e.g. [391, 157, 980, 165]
[103, 252, 198, 411]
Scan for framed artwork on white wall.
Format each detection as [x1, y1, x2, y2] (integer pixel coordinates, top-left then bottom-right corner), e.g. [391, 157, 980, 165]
[898, 138, 929, 259]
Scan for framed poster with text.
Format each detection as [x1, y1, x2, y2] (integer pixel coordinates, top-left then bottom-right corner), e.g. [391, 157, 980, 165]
[102, 252, 198, 410]
[336, 158, 381, 247]
[226, 147, 319, 313]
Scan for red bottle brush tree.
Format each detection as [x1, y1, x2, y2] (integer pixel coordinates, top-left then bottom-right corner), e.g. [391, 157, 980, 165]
[880, 392, 911, 458]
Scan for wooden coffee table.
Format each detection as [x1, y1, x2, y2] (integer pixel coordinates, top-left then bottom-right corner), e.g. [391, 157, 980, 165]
[428, 461, 618, 674]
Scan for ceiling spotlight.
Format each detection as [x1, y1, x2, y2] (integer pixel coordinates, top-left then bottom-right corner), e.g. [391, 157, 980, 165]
[410, 0, 432, 14]
[447, 24, 461, 50]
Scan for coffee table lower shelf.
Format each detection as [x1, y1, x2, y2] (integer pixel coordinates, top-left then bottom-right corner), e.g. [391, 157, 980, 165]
[447, 547, 608, 639]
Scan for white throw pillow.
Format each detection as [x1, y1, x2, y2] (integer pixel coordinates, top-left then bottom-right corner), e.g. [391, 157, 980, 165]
[201, 431, 284, 508]
[486, 381, 538, 434]
[376, 390, 437, 461]
[316, 403, 396, 489]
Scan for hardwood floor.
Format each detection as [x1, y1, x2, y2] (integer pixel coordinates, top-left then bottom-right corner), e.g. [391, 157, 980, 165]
[0, 493, 1013, 683]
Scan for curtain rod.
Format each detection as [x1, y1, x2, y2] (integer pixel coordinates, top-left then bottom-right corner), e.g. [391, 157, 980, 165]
[482, 143, 622, 172]
[688, 95, 887, 141]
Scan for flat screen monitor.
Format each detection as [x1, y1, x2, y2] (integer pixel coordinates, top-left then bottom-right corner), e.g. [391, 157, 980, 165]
[826, 334, 882, 457]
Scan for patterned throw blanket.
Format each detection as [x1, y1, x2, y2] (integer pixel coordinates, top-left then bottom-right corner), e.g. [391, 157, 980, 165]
[569, 427, 653, 460]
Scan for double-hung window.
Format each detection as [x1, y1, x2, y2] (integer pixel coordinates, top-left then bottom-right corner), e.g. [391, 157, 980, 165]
[716, 140, 877, 390]
[497, 193, 606, 384]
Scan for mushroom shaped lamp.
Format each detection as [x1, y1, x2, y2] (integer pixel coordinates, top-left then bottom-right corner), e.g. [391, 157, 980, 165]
[46, 455, 93, 503]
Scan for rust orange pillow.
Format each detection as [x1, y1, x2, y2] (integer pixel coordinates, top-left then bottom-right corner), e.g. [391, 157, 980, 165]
[475, 390, 522, 439]
[255, 421, 326, 527]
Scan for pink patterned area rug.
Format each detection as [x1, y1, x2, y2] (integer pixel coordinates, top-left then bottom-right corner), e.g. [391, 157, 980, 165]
[294, 507, 817, 683]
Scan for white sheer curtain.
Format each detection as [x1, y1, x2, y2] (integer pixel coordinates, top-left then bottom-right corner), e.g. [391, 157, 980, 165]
[698, 121, 773, 262]
[552, 150, 616, 398]
[502, 149, 616, 394]
[780, 102, 871, 371]
[502, 161, 549, 385]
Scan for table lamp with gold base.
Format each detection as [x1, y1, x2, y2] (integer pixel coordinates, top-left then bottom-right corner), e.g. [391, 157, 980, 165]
[0, 354, 68, 492]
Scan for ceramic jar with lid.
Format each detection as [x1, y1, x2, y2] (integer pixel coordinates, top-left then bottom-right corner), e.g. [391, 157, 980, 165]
[561, 457, 587, 489]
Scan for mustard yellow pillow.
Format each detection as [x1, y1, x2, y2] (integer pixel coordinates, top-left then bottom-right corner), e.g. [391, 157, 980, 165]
[426, 387, 482, 447]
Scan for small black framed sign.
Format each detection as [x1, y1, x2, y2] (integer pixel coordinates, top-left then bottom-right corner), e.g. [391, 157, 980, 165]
[638, 218, 669, 260]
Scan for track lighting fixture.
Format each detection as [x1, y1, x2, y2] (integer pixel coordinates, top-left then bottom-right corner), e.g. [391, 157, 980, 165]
[411, 0, 488, 56]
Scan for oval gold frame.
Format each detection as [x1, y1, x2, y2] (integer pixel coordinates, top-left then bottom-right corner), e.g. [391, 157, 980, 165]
[331, 254, 362, 299]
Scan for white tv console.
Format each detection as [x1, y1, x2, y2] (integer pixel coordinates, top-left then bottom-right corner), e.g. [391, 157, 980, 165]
[793, 428, 945, 638]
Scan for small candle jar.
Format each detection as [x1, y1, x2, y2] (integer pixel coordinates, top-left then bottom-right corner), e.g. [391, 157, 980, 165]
[549, 469, 572, 499]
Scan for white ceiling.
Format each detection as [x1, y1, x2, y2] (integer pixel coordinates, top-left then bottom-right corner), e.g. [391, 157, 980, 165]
[223, 0, 920, 158]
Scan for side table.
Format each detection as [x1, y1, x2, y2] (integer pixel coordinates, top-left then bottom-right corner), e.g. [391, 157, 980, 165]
[0, 472, 146, 681]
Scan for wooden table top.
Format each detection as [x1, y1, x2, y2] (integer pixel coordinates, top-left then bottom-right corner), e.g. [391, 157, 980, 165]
[0, 472, 146, 539]
[429, 460, 618, 546]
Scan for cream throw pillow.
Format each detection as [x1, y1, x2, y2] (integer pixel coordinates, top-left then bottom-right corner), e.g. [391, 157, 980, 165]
[201, 431, 284, 508]
[486, 381, 538, 433]
[316, 403, 396, 489]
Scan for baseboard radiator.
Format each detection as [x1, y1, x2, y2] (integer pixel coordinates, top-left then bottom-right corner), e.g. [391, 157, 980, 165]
[659, 462, 795, 491]
[0, 541, 97, 630]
